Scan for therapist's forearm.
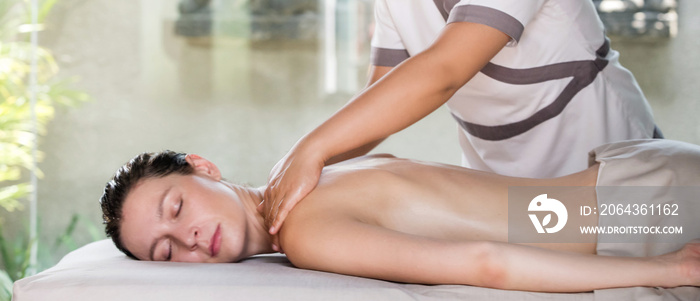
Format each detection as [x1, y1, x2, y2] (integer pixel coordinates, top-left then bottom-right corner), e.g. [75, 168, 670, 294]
[325, 66, 392, 165]
[326, 138, 386, 165]
[304, 53, 457, 160]
[300, 22, 510, 162]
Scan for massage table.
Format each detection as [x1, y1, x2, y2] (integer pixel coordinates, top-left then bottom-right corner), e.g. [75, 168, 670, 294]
[14, 239, 699, 301]
[14, 239, 595, 301]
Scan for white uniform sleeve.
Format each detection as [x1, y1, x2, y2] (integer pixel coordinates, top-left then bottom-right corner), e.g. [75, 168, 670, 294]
[370, 0, 409, 67]
[448, 0, 547, 46]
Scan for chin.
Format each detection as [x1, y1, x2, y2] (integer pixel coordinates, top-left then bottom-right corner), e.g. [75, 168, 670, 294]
[226, 251, 247, 263]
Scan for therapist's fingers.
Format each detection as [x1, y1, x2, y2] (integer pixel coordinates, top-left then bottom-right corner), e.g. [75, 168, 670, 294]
[261, 187, 275, 226]
[265, 186, 314, 235]
[256, 200, 265, 214]
[260, 182, 276, 217]
[262, 178, 281, 229]
[267, 178, 318, 235]
[266, 194, 284, 232]
[269, 190, 301, 234]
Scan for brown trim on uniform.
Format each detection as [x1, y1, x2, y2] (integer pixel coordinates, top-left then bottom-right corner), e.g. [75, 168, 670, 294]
[447, 5, 525, 43]
[452, 39, 611, 141]
[433, 0, 459, 21]
[432, 1, 523, 42]
[370, 47, 410, 67]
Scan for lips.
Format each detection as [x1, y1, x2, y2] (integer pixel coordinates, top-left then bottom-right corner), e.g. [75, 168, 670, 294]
[210, 224, 221, 257]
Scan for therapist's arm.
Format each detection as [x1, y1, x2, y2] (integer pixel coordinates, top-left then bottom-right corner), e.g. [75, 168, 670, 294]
[325, 65, 392, 165]
[263, 22, 510, 236]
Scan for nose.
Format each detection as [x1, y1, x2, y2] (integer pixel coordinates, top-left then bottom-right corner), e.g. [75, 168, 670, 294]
[175, 225, 201, 251]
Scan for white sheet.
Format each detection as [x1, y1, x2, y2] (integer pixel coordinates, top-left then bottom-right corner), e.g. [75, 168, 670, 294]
[590, 140, 700, 300]
[13, 240, 594, 301]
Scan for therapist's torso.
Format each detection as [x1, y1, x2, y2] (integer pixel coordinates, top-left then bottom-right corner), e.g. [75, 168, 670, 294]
[370, 0, 656, 178]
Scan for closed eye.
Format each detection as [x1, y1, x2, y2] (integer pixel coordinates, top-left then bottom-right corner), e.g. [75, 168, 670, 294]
[175, 199, 183, 217]
[166, 240, 172, 261]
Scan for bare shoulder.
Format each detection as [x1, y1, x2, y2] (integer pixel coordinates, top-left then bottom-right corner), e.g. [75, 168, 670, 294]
[278, 206, 357, 270]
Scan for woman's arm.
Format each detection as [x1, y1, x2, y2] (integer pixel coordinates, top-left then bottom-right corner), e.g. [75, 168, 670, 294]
[263, 22, 511, 234]
[282, 218, 694, 292]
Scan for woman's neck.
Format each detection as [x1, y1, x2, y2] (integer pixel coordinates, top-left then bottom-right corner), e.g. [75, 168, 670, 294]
[225, 183, 275, 257]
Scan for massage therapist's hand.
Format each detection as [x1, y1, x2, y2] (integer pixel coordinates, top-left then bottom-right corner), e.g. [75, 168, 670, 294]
[260, 143, 325, 248]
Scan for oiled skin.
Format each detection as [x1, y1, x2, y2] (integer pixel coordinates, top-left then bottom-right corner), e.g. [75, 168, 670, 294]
[278, 155, 608, 289]
[282, 154, 598, 254]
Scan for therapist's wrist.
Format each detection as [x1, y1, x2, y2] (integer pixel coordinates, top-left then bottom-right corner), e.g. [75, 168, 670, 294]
[293, 134, 331, 164]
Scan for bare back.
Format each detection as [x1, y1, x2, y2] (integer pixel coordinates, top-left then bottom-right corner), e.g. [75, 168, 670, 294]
[281, 154, 598, 251]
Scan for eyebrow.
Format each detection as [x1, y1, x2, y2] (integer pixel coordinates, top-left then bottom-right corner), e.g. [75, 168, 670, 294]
[149, 186, 172, 261]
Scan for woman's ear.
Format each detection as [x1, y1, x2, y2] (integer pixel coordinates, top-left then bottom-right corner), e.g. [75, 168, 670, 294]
[185, 154, 222, 181]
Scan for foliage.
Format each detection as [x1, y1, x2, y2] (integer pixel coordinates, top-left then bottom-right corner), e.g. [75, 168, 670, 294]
[1, 0, 89, 213]
[0, 222, 32, 290]
[0, 0, 91, 298]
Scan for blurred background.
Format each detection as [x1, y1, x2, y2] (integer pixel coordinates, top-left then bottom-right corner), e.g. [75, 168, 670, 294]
[0, 0, 697, 293]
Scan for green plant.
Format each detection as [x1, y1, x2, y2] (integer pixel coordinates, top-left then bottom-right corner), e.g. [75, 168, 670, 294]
[0, 269, 12, 301]
[0, 0, 90, 298]
[1, 0, 88, 213]
[0, 222, 32, 294]
[50, 213, 103, 258]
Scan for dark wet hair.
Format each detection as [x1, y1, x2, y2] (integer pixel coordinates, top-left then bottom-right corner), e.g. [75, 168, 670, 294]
[99, 150, 194, 259]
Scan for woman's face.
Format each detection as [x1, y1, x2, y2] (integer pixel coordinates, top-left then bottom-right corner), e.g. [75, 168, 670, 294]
[119, 171, 248, 263]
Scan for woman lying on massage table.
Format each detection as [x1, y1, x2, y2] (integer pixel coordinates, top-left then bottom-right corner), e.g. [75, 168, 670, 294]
[99, 139, 700, 292]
